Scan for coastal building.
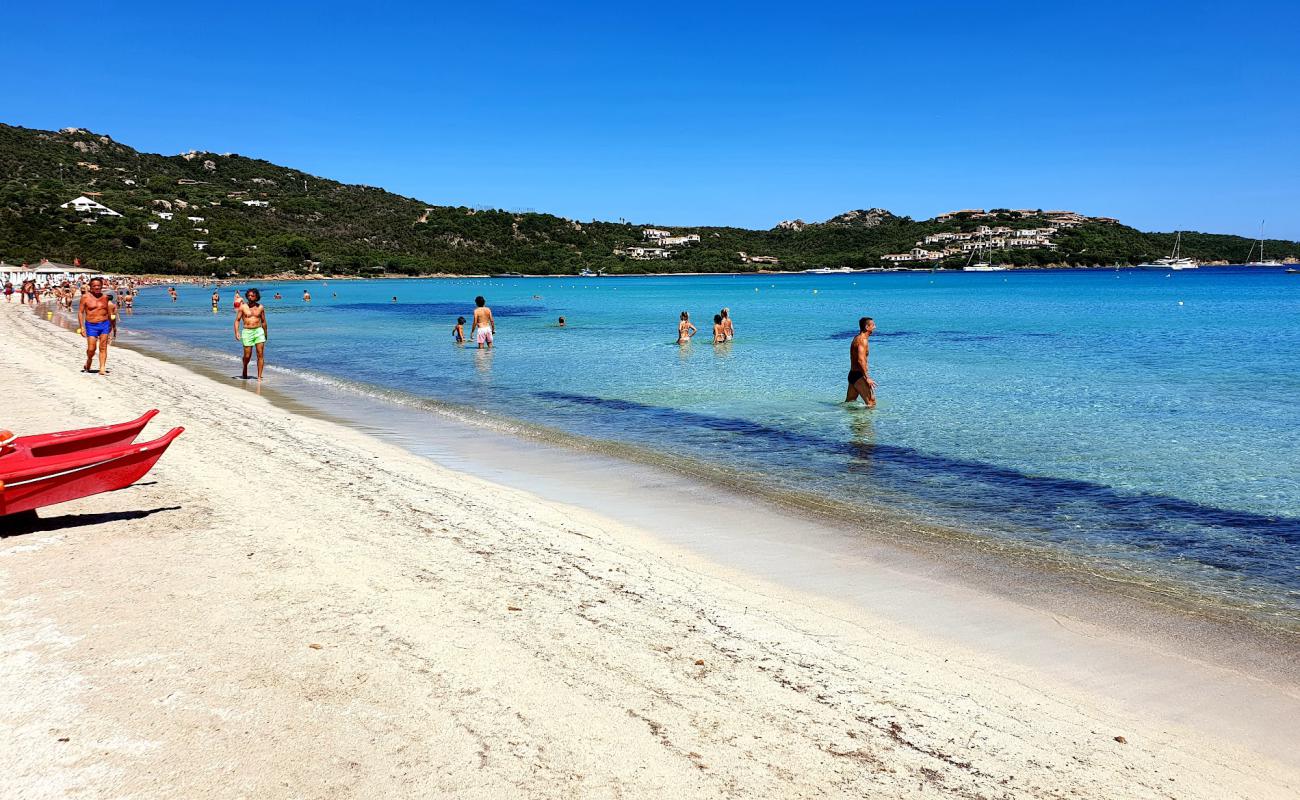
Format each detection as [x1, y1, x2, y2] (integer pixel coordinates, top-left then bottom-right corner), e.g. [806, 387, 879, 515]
[660, 234, 700, 246]
[738, 252, 780, 265]
[242, 200, 269, 208]
[147, 222, 159, 230]
[935, 209, 987, 222]
[881, 253, 913, 263]
[193, 241, 208, 250]
[60, 195, 121, 217]
[187, 216, 205, 223]
[154, 211, 173, 220]
[622, 246, 671, 260]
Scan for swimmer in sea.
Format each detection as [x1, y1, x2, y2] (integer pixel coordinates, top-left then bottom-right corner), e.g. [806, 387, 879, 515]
[712, 314, 726, 343]
[453, 316, 466, 344]
[845, 316, 877, 408]
[721, 307, 734, 341]
[677, 311, 697, 344]
[303, 289, 311, 302]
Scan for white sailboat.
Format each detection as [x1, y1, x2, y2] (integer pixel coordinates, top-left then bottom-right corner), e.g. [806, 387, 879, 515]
[1138, 231, 1199, 270]
[1244, 220, 1282, 266]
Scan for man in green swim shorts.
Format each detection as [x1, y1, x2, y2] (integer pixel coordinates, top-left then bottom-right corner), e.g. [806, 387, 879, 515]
[234, 287, 269, 380]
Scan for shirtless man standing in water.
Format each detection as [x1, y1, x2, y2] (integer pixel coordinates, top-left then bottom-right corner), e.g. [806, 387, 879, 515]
[234, 288, 269, 380]
[845, 316, 877, 408]
[77, 277, 114, 375]
[471, 295, 495, 349]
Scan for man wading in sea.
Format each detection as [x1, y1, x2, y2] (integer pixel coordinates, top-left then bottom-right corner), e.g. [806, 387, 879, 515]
[235, 288, 269, 380]
[78, 277, 114, 375]
[471, 295, 495, 349]
[845, 316, 877, 408]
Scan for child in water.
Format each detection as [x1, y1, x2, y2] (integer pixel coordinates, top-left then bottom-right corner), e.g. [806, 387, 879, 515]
[453, 316, 465, 344]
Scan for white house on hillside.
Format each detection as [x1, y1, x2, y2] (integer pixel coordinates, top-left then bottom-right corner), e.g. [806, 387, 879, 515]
[60, 195, 121, 217]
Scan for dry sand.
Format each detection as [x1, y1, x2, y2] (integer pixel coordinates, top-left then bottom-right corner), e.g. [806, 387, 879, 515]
[2, 301, 1297, 799]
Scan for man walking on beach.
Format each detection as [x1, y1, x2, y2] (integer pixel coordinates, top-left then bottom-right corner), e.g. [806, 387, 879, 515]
[77, 277, 114, 375]
[845, 316, 877, 408]
[471, 295, 494, 349]
[235, 288, 269, 380]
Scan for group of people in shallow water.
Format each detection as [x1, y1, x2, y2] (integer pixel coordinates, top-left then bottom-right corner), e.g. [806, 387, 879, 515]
[676, 308, 735, 345]
[41, 281, 878, 408]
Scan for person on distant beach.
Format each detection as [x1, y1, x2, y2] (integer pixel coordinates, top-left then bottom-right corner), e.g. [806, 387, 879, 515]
[302, 289, 311, 302]
[845, 316, 877, 408]
[677, 311, 696, 344]
[712, 314, 726, 343]
[3, 281, 12, 303]
[471, 296, 495, 348]
[78, 277, 114, 375]
[453, 316, 466, 344]
[235, 288, 269, 380]
[721, 308, 734, 341]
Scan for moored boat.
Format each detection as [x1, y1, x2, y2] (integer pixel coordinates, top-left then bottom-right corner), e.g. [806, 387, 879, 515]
[1138, 231, 1199, 270]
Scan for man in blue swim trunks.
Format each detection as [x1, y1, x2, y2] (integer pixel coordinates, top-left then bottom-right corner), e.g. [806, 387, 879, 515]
[77, 277, 114, 375]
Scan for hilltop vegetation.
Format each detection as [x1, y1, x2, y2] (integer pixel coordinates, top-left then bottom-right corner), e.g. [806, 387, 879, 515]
[0, 123, 1295, 276]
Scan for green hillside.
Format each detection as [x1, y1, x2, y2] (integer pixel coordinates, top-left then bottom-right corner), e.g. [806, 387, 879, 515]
[1, 124, 1295, 276]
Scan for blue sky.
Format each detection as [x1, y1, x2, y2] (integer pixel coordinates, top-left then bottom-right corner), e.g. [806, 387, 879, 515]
[5, 1, 1298, 237]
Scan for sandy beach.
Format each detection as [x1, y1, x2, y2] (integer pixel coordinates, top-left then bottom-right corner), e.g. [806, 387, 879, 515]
[2, 301, 1298, 799]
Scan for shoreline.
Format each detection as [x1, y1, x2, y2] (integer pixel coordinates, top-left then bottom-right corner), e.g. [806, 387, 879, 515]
[107, 302, 1300, 639]
[4, 301, 1299, 797]
[48, 262, 1298, 285]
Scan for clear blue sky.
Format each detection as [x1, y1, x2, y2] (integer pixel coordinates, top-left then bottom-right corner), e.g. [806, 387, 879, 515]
[6, 1, 1299, 237]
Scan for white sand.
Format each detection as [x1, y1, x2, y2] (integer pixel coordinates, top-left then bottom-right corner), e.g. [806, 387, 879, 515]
[2, 302, 1297, 799]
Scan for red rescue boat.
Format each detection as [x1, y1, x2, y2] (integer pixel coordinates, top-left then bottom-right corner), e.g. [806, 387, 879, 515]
[6, 409, 160, 461]
[0, 413, 182, 517]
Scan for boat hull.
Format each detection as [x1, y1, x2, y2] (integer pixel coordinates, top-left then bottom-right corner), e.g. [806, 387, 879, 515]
[11, 409, 159, 458]
[0, 427, 183, 516]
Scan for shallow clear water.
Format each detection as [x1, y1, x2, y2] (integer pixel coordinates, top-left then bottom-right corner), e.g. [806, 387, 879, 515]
[126, 268, 1300, 616]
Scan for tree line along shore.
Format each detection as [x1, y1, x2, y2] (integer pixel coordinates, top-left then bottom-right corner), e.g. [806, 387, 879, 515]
[3, 123, 1298, 278]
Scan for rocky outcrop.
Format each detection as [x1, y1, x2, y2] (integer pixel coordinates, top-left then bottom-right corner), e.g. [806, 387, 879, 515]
[824, 208, 895, 227]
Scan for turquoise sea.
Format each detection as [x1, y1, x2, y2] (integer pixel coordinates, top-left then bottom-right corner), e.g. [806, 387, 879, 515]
[126, 268, 1300, 621]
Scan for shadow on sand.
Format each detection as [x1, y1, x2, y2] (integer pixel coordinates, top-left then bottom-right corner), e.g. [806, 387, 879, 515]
[0, 506, 182, 537]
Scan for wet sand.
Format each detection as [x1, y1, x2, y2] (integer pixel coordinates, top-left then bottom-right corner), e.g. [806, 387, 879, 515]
[2, 301, 1298, 799]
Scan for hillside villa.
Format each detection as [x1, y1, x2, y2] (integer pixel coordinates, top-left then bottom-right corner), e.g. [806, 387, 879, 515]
[60, 195, 121, 217]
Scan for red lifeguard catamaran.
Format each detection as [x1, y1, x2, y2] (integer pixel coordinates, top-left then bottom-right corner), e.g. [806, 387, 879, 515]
[0, 410, 182, 517]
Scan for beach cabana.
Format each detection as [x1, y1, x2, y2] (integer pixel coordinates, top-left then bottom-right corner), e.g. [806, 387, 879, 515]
[30, 261, 102, 283]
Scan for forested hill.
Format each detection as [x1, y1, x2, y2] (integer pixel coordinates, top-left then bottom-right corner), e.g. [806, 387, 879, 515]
[1, 123, 1296, 276]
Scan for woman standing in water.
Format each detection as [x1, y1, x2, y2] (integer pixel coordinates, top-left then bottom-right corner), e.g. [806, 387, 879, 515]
[677, 311, 697, 344]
